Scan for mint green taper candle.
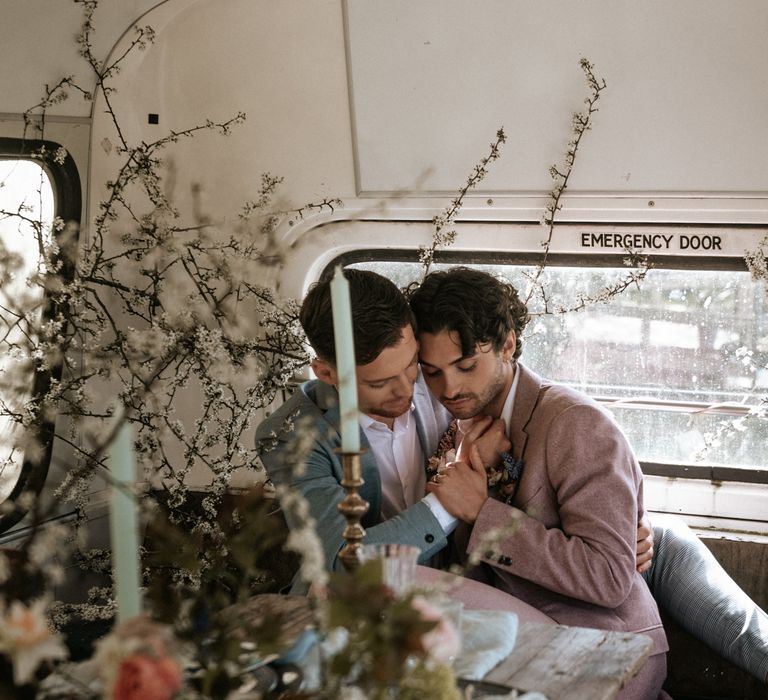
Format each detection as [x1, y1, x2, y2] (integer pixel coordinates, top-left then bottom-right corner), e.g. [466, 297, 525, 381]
[330, 266, 360, 453]
[109, 420, 142, 621]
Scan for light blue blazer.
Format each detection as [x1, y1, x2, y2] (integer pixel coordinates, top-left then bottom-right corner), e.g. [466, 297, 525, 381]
[255, 373, 451, 589]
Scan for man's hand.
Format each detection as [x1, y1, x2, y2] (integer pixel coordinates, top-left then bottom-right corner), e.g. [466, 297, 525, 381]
[636, 514, 654, 574]
[456, 415, 511, 471]
[426, 444, 488, 524]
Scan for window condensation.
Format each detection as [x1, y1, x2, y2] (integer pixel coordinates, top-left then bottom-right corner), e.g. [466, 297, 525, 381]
[0, 160, 54, 501]
[352, 260, 768, 471]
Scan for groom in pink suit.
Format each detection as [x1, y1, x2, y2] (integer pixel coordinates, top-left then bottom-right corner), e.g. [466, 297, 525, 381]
[409, 267, 669, 700]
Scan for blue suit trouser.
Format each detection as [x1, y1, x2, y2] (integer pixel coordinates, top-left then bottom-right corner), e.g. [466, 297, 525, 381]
[643, 513, 768, 683]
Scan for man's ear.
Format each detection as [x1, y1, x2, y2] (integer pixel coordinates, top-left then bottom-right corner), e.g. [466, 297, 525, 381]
[311, 358, 338, 386]
[501, 330, 516, 362]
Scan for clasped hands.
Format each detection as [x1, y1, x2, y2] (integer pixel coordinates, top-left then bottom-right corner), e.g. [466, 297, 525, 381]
[426, 415, 509, 524]
[425, 415, 656, 573]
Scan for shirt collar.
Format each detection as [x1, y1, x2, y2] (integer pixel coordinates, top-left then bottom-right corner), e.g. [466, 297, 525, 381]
[500, 363, 521, 436]
[359, 402, 416, 431]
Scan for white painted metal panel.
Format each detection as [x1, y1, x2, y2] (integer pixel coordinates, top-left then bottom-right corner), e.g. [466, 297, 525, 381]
[346, 0, 768, 199]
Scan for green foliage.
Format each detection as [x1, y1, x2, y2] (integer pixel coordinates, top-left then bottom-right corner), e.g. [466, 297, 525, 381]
[398, 661, 462, 700]
[325, 562, 440, 694]
[143, 485, 297, 694]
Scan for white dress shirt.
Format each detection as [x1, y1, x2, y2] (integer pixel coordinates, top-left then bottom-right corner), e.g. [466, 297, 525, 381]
[500, 362, 521, 437]
[360, 405, 457, 532]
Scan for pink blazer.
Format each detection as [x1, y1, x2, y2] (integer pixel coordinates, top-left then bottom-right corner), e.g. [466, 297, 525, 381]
[465, 363, 668, 657]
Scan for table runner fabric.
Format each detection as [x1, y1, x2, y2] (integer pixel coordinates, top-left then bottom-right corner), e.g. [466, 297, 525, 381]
[414, 565, 556, 624]
[453, 609, 519, 680]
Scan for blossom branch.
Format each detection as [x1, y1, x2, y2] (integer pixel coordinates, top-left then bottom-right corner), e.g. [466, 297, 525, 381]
[419, 128, 507, 277]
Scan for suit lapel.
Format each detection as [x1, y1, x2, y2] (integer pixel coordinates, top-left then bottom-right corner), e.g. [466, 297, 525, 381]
[314, 380, 381, 505]
[508, 363, 543, 463]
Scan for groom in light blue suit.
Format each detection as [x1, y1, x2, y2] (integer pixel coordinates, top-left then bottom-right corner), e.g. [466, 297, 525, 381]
[256, 269, 454, 577]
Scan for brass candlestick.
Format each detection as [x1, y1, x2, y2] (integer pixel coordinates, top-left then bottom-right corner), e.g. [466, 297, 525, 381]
[337, 451, 369, 571]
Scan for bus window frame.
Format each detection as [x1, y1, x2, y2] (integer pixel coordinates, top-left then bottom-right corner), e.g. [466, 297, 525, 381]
[327, 247, 768, 487]
[0, 137, 81, 533]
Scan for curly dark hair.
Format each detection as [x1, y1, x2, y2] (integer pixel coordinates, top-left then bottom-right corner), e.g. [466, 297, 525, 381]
[300, 268, 414, 365]
[408, 267, 530, 359]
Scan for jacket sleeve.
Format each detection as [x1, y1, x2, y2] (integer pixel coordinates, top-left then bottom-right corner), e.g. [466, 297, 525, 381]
[258, 424, 448, 576]
[468, 402, 639, 608]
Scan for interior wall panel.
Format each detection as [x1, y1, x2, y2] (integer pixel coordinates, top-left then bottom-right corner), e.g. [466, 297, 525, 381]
[346, 0, 768, 198]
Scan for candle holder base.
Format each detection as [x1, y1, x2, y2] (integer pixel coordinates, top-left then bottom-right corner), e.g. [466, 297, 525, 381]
[337, 451, 369, 571]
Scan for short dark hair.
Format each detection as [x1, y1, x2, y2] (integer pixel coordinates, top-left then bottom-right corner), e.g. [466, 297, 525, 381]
[408, 267, 530, 359]
[300, 268, 414, 365]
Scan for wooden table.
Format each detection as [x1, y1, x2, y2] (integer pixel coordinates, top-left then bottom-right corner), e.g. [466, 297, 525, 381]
[481, 621, 652, 700]
[225, 595, 652, 700]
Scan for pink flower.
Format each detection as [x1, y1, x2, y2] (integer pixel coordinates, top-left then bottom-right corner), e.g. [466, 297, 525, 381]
[112, 653, 182, 700]
[93, 615, 182, 699]
[410, 596, 461, 662]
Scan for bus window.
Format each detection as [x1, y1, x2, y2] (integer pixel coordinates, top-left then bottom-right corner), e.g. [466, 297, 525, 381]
[0, 160, 54, 502]
[348, 257, 767, 472]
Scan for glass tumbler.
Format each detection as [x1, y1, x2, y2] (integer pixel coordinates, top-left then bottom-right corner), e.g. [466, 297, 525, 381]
[358, 543, 420, 596]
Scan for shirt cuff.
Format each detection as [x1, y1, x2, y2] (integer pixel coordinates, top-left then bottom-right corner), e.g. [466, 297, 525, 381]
[422, 493, 459, 534]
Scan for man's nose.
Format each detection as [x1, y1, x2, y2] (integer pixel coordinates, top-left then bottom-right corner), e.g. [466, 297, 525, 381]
[441, 372, 461, 399]
[392, 372, 414, 396]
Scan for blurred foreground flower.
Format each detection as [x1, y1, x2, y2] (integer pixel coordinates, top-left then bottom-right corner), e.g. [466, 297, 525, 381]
[93, 615, 182, 700]
[111, 653, 183, 700]
[0, 597, 68, 684]
[325, 562, 462, 698]
[410, 596, 461, 663]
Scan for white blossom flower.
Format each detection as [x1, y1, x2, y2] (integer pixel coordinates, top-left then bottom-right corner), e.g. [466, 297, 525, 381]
[53, 147, 68, 165]
[0, 597, 68, 684]
[278, 486, 328, 589]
